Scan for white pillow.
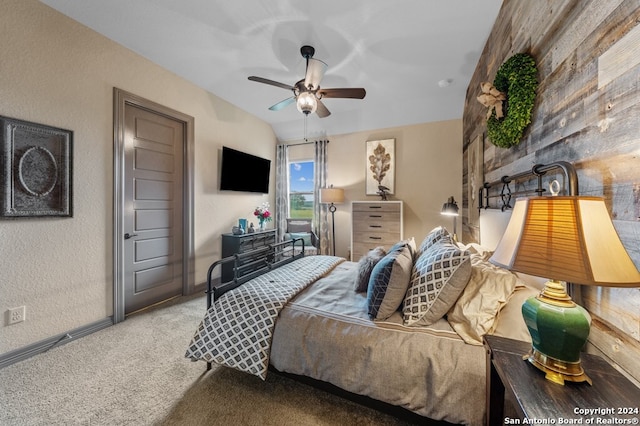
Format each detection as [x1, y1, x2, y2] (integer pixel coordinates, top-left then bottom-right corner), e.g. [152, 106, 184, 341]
[447, 254, 521, 345]
[491, 284, 539, 343]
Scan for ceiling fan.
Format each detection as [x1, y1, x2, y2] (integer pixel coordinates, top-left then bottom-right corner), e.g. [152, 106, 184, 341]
[248, 45, 366, 118]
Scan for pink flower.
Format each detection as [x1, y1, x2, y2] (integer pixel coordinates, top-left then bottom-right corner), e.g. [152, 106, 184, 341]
[253, 202, 272, 222]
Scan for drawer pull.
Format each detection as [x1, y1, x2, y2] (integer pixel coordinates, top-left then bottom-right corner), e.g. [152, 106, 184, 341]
[369, 236, 382, 240]
[368, 206, 382, 209]
[369, 215, 382, 218]
[369, 225, 382, 228]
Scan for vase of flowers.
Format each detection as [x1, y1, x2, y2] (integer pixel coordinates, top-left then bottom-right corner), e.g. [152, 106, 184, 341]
[254, 202, 272, 231]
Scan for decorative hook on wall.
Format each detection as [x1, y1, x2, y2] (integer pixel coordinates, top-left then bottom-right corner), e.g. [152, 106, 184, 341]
[500, 176, 512, 211]
[533, 164, 546, 196]
[482, 182, 490, 210]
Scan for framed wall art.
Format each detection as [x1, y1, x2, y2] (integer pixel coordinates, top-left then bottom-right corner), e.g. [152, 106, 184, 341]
[1, 116, 73, 217]
[365, 138, 395, 196]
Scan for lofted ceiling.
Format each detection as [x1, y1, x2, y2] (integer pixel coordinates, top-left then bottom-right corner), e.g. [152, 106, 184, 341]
[40, 0, 502, 141]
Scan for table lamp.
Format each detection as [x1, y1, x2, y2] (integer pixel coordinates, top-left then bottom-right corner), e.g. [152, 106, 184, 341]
[440, 196, 459, 241]
[489, 196, 640, 385]
[320, 185, 344, 256]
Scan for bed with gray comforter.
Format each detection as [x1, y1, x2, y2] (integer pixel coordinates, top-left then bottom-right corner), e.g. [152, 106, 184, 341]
[186, 230, 533, 425]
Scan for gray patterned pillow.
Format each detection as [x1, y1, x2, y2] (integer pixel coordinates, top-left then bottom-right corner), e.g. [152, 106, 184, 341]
[403, 241, 471, 326]
[388, 237, 417, 259]
[418, 226, 450, 254]
[354, 246, 387, 293]
[367, 244, 413, 320]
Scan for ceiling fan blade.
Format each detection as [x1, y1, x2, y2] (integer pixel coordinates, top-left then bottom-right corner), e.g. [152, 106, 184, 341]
[316, 99, 331, 118]
[268, 96, 296, 111]
[318, 88, 366, 99]
[248, 76, 294, 91]
[304, 58, 327, 90]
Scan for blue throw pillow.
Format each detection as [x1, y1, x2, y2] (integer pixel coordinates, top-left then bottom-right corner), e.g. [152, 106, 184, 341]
[367, 244, 413, 320]
[289, 232, 313, 247]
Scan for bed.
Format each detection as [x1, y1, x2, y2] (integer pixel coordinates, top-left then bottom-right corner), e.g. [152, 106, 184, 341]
[185, 161, 580, 425]
[185, 227, 540, 425]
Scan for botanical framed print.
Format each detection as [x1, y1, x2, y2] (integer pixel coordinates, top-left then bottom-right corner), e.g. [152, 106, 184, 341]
[1, 116, 73, 217]
[366, 138, 395, 195]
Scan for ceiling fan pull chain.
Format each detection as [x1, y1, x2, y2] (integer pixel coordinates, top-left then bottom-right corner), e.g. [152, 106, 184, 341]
[304, 114, 308, 141]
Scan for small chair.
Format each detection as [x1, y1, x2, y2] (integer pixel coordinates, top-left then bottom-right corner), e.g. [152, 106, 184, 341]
[283, 218, 319, 255]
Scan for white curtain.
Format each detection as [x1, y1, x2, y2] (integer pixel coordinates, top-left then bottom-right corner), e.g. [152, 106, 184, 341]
[275, 144, 289, 241]
[313, 140, 330, 255]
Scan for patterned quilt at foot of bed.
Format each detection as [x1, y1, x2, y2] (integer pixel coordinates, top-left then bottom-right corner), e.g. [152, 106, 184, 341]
[185, 255, 344, 379]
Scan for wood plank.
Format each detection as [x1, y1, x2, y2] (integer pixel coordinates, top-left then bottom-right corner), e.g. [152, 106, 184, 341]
[599, 19, 640, 88]
[550, 0, 624, 71]
[584, 286, 640, 341]
[587, 318, 640, 388]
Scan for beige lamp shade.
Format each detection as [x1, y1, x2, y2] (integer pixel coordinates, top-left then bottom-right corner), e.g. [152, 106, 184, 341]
[320, 187, 344, 204]
[490, 196, 640, 287]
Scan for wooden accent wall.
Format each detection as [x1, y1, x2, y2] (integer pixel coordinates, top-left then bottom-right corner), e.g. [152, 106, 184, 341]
[463, 0, 640, 383]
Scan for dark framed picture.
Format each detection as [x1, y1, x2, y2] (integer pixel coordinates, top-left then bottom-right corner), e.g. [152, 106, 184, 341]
[1, 116, 73, 217]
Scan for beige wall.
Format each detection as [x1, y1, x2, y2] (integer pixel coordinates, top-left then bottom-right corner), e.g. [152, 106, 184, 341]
[0, 0, 276, 353]
[286, 120, 462, 259]
[332, 121, 463, 259]
[1, 0, 463, 359]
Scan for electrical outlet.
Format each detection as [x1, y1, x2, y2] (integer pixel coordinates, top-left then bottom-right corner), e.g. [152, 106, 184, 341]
[8, 306, 26, 325]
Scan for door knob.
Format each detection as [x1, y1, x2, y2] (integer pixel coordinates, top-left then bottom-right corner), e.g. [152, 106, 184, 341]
[124, 233, 138, 240]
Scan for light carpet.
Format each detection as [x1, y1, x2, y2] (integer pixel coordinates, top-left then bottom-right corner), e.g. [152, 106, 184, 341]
[0, 294, 415, 425]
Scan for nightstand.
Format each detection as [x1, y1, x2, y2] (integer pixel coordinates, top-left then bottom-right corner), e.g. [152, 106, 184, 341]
[484, 335, 640, 425]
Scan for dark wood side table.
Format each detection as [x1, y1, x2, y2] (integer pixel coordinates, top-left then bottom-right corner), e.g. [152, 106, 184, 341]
[484, 335, 640, 425]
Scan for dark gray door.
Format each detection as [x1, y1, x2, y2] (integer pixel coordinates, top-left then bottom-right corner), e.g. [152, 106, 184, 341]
[123, 104, 184, 314]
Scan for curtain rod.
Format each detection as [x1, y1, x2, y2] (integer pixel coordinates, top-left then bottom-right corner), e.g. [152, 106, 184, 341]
[281, 140, 330, 147]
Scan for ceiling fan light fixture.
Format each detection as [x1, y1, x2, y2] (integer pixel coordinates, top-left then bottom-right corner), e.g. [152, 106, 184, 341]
[249, 45, 364, 119]
[296, 91, 318, 115]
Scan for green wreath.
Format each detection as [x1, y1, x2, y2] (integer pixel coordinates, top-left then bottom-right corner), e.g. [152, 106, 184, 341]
[486, 53, 538, 148]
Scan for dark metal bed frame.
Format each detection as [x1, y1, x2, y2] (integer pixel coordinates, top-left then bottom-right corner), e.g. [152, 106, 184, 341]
[480, 160, 578, 210]
[205, 237, 306, 308]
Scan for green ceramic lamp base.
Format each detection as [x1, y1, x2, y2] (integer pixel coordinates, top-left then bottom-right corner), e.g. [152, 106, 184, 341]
[522, 279, 592, 386]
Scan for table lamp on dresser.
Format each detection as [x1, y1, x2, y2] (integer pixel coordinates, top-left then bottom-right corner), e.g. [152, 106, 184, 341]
[489, 196, 640, 385]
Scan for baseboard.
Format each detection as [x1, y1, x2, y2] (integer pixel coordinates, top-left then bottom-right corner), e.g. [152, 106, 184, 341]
[0, 317, 114, 369]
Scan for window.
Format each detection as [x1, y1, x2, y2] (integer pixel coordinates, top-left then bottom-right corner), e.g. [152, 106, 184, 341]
[289, 160, 314, 219]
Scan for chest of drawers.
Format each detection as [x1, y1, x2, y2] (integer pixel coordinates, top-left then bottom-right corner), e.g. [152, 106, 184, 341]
[221, 229, 276, 282]
[351, 201, 403, 261]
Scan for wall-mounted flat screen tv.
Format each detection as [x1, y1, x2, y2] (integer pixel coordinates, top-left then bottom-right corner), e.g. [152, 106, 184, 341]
[219, 146, 271, 194]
